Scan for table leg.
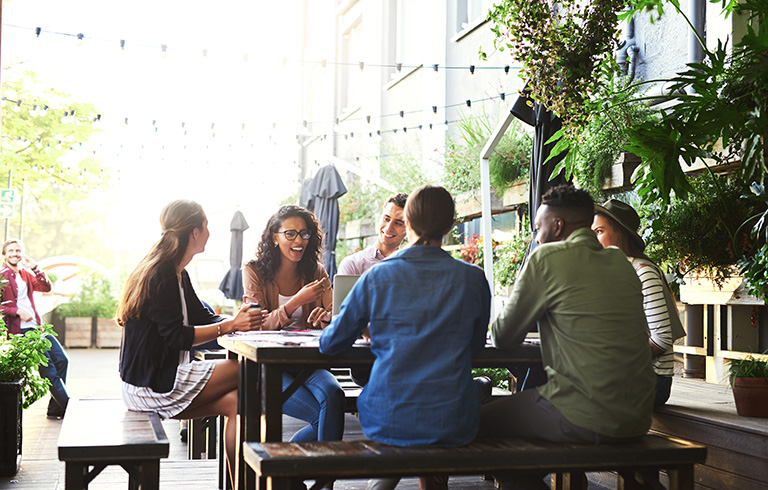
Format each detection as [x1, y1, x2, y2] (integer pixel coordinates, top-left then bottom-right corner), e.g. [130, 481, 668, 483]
[261, 364, 284, 443]
[236, 355, 259, 490]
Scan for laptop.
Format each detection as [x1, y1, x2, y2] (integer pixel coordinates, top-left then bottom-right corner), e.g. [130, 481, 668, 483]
[332, 274, 361, 317]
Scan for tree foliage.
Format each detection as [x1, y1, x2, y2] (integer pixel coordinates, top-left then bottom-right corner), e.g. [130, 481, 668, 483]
[2, 69, 106, 201]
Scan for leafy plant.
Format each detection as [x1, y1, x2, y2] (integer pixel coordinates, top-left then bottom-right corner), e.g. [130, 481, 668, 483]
[625, 0, 768, 205]
[493, 229, 531, 290]
[481, 0, 626, 135]
[728, 355, 768, 385]
[456, 226, 531, 294]
[57, 270, 118, 318]
[571, 77, 658, 197]
[0, 320, 54, 409]
[472, 368, 509, 390]
[645, 173, 763, 286]
[442, 110, 531, 194]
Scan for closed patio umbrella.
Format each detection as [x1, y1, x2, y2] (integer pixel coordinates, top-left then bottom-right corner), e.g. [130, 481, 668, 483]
[307, 165, 347, 279]
[219, 210, 249, 301]
[512, 87, 570, 255]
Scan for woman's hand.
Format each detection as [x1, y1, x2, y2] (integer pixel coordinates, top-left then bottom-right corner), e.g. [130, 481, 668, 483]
[230, 303, 267, 332]
[307, 307, 331, 328]
[293, 278, 329, 307]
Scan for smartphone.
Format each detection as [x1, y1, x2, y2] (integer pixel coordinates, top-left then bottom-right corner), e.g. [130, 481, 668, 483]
[248, 303, 261, 310]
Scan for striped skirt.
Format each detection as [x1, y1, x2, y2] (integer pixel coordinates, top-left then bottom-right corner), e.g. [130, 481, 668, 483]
[122, 360, 216, 419]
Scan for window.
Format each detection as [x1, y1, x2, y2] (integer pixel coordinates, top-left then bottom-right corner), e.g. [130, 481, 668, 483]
[457, 0, 493, 32]
[340, 20, 362, 112]
[396, 0, 424, 64]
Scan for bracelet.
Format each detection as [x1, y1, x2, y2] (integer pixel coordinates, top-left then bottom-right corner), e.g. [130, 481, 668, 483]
[217, 324, 222, 337]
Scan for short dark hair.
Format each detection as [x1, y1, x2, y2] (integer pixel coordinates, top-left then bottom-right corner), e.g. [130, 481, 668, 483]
[542, 184, 595, 228]
[386, 193, 408, 209]
[542, 184, 594, 214]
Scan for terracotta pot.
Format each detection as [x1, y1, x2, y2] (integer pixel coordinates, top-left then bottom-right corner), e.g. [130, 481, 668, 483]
[0, 381, 23, 476]
[732, 377, 768, 418]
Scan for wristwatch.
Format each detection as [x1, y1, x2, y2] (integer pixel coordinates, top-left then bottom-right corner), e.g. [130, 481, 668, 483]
[31, 265, 39, 271]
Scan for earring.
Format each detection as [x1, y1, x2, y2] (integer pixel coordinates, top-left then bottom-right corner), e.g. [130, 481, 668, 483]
[274, 242, 278, 247]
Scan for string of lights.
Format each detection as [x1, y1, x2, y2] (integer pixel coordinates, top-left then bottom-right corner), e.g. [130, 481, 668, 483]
[3, 23, 521, 73]
[2, 87, 515, 139]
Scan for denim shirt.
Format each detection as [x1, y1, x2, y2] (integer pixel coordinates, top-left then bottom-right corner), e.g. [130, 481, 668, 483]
[320, 245, 490, 447]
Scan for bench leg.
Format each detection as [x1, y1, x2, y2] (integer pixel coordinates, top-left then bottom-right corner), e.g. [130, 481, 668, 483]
[667, 465, 694, 490]
[65, 462, 88, 489]
[189, 418, 204, 459]
[124, 459, 161, 490]
[203, 415, 218, 459]
[551, 472, 587, 490]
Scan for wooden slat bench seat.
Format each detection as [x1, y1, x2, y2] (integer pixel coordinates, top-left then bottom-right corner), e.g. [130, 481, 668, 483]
[243, 434, 707, 490]
[57, 399, 170, 490]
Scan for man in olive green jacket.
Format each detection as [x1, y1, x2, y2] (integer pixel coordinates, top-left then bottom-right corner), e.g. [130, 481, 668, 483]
[479, 184, 654, 489]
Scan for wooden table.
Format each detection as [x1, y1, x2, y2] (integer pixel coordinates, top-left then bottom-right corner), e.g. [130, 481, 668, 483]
[219, 332, 542, 490]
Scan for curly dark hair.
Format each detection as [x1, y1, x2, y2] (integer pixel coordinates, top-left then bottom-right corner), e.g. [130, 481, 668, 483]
[541, 184, 594, 221]
[249, 205, 324, 284]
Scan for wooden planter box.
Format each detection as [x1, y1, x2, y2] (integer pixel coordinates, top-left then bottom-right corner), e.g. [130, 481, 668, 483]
[680, 274, 763, 306]
[96, 318, 121, 348]
[64, 317, 93, 348]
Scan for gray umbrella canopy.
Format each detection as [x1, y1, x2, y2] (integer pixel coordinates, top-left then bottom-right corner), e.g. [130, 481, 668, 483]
[307, 165, 347, 279]
[511, 88, 569, 255]
[219, 210, 249, 300]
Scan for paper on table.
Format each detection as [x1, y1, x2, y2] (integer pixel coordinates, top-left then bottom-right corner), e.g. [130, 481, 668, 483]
[228, 330, 321, 346]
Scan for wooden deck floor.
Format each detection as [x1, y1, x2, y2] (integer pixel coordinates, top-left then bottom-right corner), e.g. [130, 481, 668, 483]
[7, 348, 758, 490]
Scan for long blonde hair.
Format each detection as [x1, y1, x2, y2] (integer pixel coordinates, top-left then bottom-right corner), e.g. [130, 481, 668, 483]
[116, 200, 206, 326]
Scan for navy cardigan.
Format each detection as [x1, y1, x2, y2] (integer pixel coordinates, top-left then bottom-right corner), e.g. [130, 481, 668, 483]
[119, 261, 221, 393]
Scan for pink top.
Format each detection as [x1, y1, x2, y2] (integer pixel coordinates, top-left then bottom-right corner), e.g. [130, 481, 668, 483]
[337, 245, 386, 276]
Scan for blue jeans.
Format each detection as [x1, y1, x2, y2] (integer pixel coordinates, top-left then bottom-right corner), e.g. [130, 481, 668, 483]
[23, 329, 69, 414]
[282, 369, 344, 442]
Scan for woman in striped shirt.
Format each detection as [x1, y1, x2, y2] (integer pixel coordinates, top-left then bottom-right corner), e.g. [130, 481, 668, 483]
[592, 199, 676, 406]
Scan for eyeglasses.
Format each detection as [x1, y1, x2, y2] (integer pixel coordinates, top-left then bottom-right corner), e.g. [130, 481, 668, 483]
[277, 229, 311, 241]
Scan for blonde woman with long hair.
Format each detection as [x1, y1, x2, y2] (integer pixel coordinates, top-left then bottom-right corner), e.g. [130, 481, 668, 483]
[116, 200, 264, 481]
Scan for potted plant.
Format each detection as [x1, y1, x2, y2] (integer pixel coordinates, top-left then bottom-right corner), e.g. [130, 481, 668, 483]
[728, 355, 768, 418]
[0, 319, 55, 476]
[57, 270, 119, 348]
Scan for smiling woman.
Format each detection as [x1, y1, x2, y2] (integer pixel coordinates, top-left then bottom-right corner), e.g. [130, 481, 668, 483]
[241, 205, 344, 463]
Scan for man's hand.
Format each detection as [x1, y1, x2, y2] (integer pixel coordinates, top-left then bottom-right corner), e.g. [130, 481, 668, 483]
[21, 255, 38, 271]
[18, 308, 34, 323]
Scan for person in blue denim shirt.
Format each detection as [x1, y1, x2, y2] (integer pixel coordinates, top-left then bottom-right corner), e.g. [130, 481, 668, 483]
[320, 185, 490, 490]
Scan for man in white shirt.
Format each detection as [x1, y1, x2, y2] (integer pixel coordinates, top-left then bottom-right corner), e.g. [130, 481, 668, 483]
[1, 239, 70, 418]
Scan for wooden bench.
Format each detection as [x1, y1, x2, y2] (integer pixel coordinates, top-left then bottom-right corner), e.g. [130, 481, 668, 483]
[243, 434, 706, 490]
[330, 367, 362, 413]
[58, 399, 169, 489]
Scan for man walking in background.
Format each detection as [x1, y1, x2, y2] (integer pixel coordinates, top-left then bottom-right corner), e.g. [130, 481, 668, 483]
[1, 239, 70, 418]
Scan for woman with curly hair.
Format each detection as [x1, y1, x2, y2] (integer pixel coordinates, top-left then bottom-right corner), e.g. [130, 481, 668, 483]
[117, 200, 264, 483]
[243, 205, 344, 454]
